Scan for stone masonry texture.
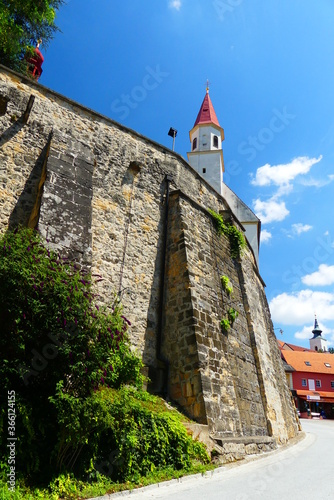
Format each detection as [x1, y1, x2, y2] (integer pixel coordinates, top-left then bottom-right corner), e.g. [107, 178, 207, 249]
[0, 66, 299, 444]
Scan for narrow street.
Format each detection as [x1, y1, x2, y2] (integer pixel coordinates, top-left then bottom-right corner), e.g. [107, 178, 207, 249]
[108, 420, 334, 500]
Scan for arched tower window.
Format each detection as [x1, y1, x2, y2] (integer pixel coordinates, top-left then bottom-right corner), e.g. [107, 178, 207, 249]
[192, 137, 197, 150]
[213, 135, 218, 148]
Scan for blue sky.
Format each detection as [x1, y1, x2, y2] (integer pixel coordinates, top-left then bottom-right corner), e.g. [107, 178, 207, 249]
[39, 0, 334, 349]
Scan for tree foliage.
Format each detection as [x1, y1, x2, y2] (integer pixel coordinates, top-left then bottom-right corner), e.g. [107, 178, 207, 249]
[0, 0, 63, 73]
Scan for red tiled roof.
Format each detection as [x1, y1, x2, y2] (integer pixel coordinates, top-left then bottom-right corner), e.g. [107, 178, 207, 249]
[289, 344, 312, 352]
[282, 350, 334, 374]
[194, 92, 220, 127]
[277, 340, 311, 352]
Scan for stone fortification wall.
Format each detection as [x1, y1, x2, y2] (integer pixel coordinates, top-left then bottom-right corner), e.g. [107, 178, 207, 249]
[0, 67, 299, 443]
[162, 192, 299, 440]
[239, 255, 299, 441]
[0, 68, 227, 368]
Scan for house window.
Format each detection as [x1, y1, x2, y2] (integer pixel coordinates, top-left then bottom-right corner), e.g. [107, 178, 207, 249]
[192, 137, 197, 150]
[301, 379, 307, 387]
[316, 380, 321, 388]
[325, 363, 331, 368]
[202, 168, 206, 174]
[213, 135, 218, 148]
[331, 381, 334, 388]
[305, 361, 311, 366]
[309, 379, 315, 390]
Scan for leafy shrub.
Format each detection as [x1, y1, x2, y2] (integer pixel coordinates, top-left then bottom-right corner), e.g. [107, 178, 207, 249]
[0, 227, 143, 483]
[49, 386, 210, 482]
[0, 228, 209, 495]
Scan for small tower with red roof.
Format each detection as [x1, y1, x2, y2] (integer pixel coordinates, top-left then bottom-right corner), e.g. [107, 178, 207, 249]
[187, 83, 225, 195]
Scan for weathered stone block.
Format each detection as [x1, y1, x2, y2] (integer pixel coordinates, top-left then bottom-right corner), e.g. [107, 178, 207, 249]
[245, 443, 259, 455]
[170, 384, 182, 400]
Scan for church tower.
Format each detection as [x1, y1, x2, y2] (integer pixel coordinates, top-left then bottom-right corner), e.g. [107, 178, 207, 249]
[187, 86, 225, 195]
[309, 316, 327, 352]
[187, 84, 261, 267]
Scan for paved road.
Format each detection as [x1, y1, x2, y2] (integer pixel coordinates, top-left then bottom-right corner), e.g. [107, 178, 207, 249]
[110, 420, 334, 500]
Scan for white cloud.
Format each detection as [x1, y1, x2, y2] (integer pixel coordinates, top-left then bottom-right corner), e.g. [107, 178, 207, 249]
[251, 156, 325, 227]
[251, 156, 322, 188]
[302, 264, 334, 286]
[282, 223, 312, 238]
[253, 198, 289, 224]
[294, 324, 314, 340]
[260, 229, 272, 244]
[299, 174, 334, 188]
[169, 0, 182, 10]
[292, 223, 312, 235]
[270, 289, 334, 325]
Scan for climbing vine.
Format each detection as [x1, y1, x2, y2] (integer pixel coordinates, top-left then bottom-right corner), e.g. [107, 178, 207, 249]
[208, 208, 246, 259]
[219, 272, 239, 334]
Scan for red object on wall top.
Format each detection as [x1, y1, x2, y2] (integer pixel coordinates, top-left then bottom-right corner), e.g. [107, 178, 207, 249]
[27, 46, 44, 81]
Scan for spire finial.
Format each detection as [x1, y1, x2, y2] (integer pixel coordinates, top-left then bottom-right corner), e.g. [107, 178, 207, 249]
[312, 314, 322, 336]
[206, 79, 210, 93]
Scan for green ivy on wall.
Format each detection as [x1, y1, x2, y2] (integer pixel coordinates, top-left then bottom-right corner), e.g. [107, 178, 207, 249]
[227, 307, 239, 325]
[220, 318, 231, 333]
[221, 275, 233, 296]
[220, 308, 239, 334]
[208, 208, 246, 259]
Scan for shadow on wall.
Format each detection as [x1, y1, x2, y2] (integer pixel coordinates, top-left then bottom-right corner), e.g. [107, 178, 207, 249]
[143, 176, 169, 393]
[8, 133, 52, 230]
[0, 94, 37, 148]
[0, 116, 25, 148]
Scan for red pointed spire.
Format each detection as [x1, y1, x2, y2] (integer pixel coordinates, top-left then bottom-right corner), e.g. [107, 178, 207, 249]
[194, 90, 220, 128]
